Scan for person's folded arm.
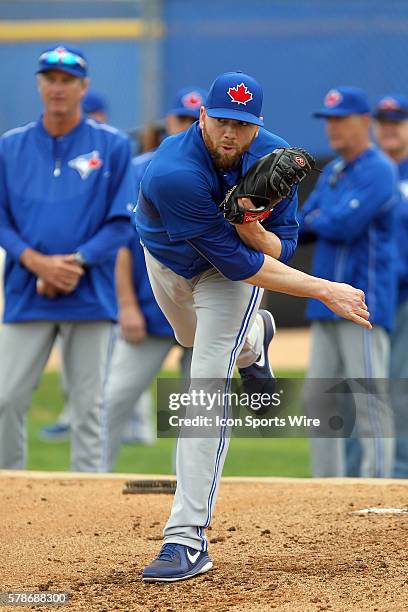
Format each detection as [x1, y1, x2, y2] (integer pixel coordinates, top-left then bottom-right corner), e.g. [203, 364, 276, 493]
[297, 190, 322, 244]
[235, 220, 297, 263]
[235, 219, 282, 259]
[234, 185, 299, 263]
[306, 163, 397, 243]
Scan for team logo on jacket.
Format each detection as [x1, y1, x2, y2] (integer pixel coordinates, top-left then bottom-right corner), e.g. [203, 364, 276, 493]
[227, 83, 253, 105]
[400, 180, 408, 200]
[324, 89, 343, 108]
[68, 150, 103, 180]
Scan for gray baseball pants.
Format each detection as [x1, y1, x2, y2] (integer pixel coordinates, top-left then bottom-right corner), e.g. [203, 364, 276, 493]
[144, 249, 264, 552]
[0, 320, 114, 471]
[304, 320, 394, 478]
[102, 333, 175, 470]
[390, 298, 408, 478]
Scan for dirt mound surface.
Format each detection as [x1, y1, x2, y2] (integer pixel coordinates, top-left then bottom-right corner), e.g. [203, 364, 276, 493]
[2, 474, 408, 611]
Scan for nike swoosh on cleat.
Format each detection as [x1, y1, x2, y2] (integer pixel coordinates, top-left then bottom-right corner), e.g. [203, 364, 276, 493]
[255, 345, 266, 368]
[186, 550, 201, 564]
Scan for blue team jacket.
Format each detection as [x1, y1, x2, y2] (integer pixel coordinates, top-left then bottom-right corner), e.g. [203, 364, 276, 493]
[135, 122, 299, 281]
[0, 117, 135, 322]
[131, 152, 173, 337]
[299, 146, 398, 332]
[395, 158, 408, 305]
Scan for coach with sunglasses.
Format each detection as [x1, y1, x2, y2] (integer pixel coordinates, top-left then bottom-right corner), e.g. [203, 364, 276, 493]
[0, 45, 135, 471]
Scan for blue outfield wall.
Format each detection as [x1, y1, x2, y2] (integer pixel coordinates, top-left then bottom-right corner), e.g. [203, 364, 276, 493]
[0, 1, 408, 157]
[162, 0, 408, 157]
[0, 1, 143, 135]
[0, 40, 140, 134]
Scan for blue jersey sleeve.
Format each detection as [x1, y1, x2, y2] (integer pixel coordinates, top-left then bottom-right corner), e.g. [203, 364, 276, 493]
[132, 151, 155, 197]
[261, 188, 299, 263]
[147, 169, 226, 241]
[187, 223, 264, 281]
[0, 140, 30, 260]
[247, 130, 299, 263]
[106, 136, 136, 221]
[78, 136, 135, 265]
[79, 218, 133, 266]
[278, 237, 297, 263]
[306, 161, 397, 243]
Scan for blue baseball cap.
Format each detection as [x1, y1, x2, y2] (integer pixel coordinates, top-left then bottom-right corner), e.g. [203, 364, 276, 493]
[37, 45, 88, 79]
[373, 94, 408, 121]
[82, 90, 108, 114]
[205, 71, 264, 127]
[314, 86, 370, 118]
[167, 87, 208, 119]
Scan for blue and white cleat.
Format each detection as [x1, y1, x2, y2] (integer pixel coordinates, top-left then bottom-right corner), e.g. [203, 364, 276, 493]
[238, 309, 277, 415]
[142, 543, 213, 582]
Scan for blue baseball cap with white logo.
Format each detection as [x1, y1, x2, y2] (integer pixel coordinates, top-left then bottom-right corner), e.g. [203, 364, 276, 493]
[373, 94, 408, 121]
[167, 87, 208, 119]
[314, 86, 370, 118]
[205, 71, 264, 126]
[37, 45, 88, 78]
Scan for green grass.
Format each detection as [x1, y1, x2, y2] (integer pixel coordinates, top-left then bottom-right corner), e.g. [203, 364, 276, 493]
[27, 371, 311, 477]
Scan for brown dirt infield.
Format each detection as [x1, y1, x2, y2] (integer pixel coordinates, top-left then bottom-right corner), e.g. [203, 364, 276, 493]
[1, 472, 408, 612]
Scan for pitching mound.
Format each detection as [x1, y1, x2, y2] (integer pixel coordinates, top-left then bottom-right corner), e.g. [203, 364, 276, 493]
[1, 472, 408, 611]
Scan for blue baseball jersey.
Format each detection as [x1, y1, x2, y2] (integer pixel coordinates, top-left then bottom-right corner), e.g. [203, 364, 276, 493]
[131, 152, 173, 337]
[395, 158, 408, 304]
[0, 117, 135, 322]
[299, 146, 398, 332]
[134, 122, 299, 281]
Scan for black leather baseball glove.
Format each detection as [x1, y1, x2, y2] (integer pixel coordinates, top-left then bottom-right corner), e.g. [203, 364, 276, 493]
[220, 147, 316, 224]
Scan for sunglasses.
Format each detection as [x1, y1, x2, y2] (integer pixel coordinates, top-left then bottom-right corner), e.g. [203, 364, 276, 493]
[39, 47, 87, 70]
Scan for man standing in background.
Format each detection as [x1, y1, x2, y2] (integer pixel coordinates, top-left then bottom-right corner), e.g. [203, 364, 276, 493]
[40, 87, 154, 447]
[0, 45, 135, 471]
[40, 87, 111, 443]
[82, 89, 109, 123]
[373, 94, 408, 478]
[299, 86, 398, 478]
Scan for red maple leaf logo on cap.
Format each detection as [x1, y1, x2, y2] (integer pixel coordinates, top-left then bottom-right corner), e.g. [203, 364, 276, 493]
[228, 83, 253, 105]
[379, 97, 398, 110]
[324, 89, 343, 108]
